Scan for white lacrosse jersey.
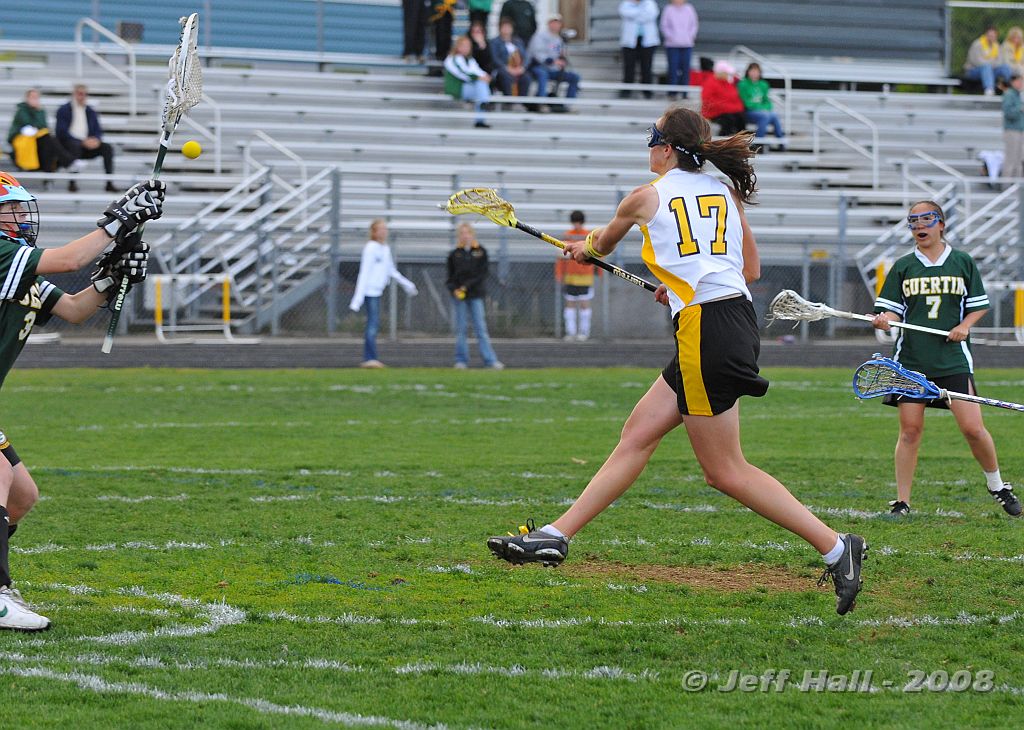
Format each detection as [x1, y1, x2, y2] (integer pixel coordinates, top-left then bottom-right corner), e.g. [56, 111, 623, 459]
[639, 169, 750, 315]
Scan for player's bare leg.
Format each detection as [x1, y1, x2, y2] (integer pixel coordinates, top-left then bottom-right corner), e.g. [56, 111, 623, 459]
[552, 376, 682, 536]
[894, 402, 926, 508]
[0, 459, 49, 631]
[684, 404, 866, 614]
[950, 398, 1021, 516]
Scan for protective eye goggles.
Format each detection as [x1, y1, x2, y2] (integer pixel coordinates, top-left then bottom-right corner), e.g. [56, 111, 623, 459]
[646, 124, 668, 148]
[906, 211, 942, 229]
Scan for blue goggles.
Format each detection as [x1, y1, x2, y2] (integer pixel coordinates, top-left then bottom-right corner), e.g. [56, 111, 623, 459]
[646, 124, 668, 148]
[906, 211, 942, 229]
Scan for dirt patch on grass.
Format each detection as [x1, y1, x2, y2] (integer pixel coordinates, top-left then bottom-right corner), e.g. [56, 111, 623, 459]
[564, 561, 815, 592]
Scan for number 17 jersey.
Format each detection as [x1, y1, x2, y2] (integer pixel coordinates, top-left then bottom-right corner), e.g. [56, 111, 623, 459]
[640, 169, 749, 315]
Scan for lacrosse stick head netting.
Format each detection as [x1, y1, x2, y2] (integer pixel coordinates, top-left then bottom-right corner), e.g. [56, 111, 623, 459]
[441, 188, 520, 228]
[766, 289, 834, 325]
[852, 354, 938, 400]
[162, 14, 203, 132]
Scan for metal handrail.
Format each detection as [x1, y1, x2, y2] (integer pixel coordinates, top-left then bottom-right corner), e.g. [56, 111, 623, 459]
[74, 18, 136, 116]
[242, 130, 308, 191]
[811, 98, 879, 188]
[729, 45, 791, 138]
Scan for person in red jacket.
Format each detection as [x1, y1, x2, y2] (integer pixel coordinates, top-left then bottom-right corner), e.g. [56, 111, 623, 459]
[700, 60, 746, 135]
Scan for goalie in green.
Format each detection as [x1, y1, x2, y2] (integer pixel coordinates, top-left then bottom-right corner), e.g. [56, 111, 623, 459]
[0, 170, 164, 631]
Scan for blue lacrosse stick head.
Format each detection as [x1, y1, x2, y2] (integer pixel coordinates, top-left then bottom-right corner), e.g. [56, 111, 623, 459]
[852, 353, 941, 400]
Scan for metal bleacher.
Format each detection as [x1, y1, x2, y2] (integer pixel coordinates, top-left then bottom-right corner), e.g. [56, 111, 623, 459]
[0, 8, 1016, 333]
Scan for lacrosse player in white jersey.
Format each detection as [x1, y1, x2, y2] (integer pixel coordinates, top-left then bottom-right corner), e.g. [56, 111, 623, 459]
[488, 107, 868, 615]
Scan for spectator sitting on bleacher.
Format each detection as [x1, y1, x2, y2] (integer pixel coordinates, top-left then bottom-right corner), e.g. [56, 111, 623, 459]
[660, 0, 699, 99]
[1002, 26, 1024, 77]
[700, 60, 745, 136]
[964, 25, 1013, 96]
[737, 62, 784, 149]
[1001, 72, 1024, 180]
[490, 17, 531, 100]
[444, 35, 493, 128]
[500, 0, 537, 46]
[6, 88, 75, 176]
[468, 21, 495, 76]
[527, 14, 580, 113]
[618, 0, 661, 100]
[55, 84, 117, 193]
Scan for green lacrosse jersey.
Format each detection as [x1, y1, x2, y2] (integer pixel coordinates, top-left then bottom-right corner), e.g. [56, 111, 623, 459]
[873, 245, 988, 377]
[0, 238, 64, 388]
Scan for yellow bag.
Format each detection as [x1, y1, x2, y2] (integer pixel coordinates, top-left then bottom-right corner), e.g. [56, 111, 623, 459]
[11, 128, 49, 171]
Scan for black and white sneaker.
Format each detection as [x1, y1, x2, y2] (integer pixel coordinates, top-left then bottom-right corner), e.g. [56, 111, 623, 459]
[487, 518, 568, 567]
[991, 484, 1022, 517]
[817, 533, 867, 616]
[888, 500, 911, 516]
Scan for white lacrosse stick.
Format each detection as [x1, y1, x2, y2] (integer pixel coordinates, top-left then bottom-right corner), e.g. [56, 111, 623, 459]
[103, 13, 203, 354]
[767, 289, 958, 338]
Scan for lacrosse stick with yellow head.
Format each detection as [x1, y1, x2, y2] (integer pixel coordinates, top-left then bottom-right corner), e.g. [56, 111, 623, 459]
[440, 188, 657, 293]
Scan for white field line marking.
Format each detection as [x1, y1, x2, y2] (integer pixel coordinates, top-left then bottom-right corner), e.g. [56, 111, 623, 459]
[75, 421, 312, 432]
[27, 581, 1019, 637]
[426, 564, 474, 574]
[12, 528, 1019, 569]
[393, 661, 659, 682]
[11, 540, 234, 554]
[0, 651, 364, 674]
[17, 583, 246, 647]
[6, 650, 1024, 698]
[0, 666, 457, 730]
[97, 494, 190, 503]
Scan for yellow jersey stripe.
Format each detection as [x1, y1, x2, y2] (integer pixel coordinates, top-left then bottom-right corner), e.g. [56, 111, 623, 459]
[676, 305, 713, 416]
[640, 225, 696, 305]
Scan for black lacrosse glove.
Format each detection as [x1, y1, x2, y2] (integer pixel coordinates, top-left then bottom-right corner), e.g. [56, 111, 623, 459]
[96, 179, 166, 239]
[91, 232, 150, 297]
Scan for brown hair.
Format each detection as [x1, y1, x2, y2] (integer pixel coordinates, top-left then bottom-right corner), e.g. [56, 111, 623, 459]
[658, 107, 758, 204]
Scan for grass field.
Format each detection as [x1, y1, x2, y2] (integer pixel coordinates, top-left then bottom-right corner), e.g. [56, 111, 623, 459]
[2, 366, 1023, 729]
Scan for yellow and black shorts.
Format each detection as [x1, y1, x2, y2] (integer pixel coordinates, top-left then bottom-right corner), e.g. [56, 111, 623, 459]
[661, 296, 769, 416]
[0, 429, 20, 467]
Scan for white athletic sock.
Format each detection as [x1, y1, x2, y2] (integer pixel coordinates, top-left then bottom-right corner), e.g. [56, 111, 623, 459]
[563, 307, 577, 336]
[539, 524, 566, 539]
[985, 469, 1005, 492]
[821, 535, 845, 565]
[579, 309, 592, 337]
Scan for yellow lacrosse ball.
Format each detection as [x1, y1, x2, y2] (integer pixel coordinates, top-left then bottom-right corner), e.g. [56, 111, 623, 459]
[455, 289, 467, 300]
[182, 140, 202, 159]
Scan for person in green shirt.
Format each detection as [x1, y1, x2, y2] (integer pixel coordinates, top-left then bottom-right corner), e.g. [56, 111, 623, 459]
[6, 88, 75, 173]
[871, 200, 1020, 518]
[0, 170, 164, 631]
[737, 63, 784, 148]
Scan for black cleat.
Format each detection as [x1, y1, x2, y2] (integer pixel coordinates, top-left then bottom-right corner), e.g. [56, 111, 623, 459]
[888, 500, 910, 516]
[992, 484, 1022, 517]
[487, 518, 568, 567]
[818, 533, 867, 615]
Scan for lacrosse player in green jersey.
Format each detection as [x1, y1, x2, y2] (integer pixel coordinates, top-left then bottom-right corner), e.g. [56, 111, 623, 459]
[871, 200, 1020, 518]
[0, 170, 163, 631]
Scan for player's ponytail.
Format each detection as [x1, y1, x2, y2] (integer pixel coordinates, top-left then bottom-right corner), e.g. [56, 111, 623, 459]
[659, 107, 758, 205]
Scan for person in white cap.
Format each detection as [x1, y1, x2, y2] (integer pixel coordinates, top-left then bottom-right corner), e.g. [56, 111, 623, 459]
[526, 14, 580, 111]
[701, 59, 746, 135]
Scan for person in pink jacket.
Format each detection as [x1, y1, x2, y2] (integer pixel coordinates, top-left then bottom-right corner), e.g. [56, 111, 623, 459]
[659, 0, 698, 97]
